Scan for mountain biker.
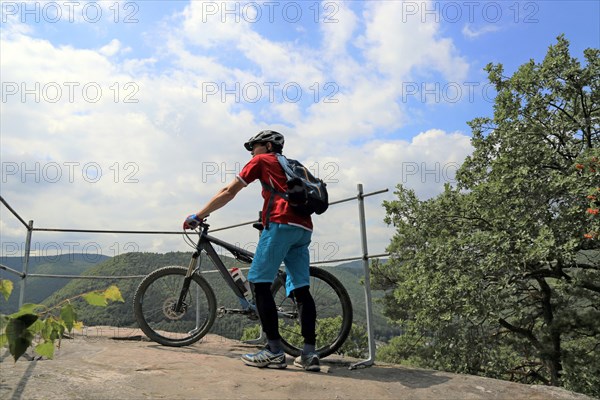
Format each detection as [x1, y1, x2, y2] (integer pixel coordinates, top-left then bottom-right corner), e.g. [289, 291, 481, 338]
[183, 130, 320, 372]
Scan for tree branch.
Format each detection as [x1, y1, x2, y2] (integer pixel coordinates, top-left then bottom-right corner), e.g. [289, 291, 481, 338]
[566, 262, 600, 271]
[498, 318, 543, 352]
[578, 281, 600, 294]
[548, 101, 589, 137]
[578, 85, 593, 148]
[524, 269, 566, 280]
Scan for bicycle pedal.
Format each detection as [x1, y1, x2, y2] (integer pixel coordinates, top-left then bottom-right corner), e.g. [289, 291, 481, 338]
[217, 306, 226, 318]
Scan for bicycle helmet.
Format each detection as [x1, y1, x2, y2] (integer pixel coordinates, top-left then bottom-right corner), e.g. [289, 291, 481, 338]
[244, 130, 285, 151]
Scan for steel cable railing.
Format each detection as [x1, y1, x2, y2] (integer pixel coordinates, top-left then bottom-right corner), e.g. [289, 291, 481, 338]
[1, 185, 389, 368]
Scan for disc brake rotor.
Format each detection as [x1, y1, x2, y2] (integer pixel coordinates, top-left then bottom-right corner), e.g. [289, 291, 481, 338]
[163, 297, 187, 320]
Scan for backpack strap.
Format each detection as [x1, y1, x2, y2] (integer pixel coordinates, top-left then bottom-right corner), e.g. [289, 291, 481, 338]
[276, 154, 295, 180]
[261, 177, 288, 229]
[260, 154, 296, 229]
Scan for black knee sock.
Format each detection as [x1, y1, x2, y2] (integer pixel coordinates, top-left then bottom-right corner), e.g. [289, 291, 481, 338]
[252, 282, 281, 351]
[293, 286, 317, 348]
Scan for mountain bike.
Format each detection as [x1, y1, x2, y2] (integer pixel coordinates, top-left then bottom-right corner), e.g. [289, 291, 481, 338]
[133, 220, 353, 358]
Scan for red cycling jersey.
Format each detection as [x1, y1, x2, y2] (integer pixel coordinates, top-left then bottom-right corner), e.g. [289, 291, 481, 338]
[237, 153, 313, 231]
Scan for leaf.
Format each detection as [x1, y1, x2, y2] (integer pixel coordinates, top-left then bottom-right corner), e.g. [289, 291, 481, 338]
[34, 341, 55, 359]
[73, 321, 84, 331]
[82, 292, 107, 307]
[103, 285, 124, 303]
[0, 279, 13, 301]
[0, 333, 7, 348]
[50, 321, 65, 341]
[28, 319, 45, 335]
[9, 303, 43, 318]
[6, 314, 38, 361]
[10, 314, 38, 329]
[60, 303, 77, 332]
[39, 318, 63, 341]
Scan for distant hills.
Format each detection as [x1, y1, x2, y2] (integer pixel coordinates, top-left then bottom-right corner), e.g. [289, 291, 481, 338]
[0, 253, 110, 313]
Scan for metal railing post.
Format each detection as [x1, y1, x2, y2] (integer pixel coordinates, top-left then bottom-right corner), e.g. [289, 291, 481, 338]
[19, 220, 34, 308]
[350, 184, 376, 369]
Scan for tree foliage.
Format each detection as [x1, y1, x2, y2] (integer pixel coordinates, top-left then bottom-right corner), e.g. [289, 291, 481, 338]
[373, 35, 599, 397]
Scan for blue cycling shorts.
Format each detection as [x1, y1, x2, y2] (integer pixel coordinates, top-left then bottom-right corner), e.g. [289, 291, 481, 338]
[248, 223, 312, 295]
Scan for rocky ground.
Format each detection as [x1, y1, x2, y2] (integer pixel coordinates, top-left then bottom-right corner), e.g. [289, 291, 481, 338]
[0, 327, 594, 400]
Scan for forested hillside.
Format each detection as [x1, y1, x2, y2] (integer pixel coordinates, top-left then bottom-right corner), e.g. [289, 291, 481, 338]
[0, 254, 109, 313]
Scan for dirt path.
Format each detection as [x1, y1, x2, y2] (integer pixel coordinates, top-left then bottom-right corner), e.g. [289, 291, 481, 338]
[0, 327, 593, 400]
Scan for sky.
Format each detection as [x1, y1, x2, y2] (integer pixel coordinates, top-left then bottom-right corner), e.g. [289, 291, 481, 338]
[1, 0, 599, 264]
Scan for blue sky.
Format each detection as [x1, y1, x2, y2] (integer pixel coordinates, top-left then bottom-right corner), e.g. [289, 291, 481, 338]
[1, 0, 599, 260]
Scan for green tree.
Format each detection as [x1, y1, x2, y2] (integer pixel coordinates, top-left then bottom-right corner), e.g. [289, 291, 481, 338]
[373, 35, 599, 397]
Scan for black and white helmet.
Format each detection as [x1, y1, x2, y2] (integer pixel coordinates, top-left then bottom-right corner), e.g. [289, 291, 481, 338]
[244, 130, 285, 151]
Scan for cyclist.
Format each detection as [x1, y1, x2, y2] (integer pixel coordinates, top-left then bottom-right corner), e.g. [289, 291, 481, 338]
[184, 130, 320, 372]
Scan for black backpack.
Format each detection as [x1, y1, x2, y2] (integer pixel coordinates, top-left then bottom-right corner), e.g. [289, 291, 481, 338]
[262, 154, 329, 227]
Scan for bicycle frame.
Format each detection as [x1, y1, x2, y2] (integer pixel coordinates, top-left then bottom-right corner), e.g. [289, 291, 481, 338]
[183, 223, 255, 308]
[175, 222, 296, 322]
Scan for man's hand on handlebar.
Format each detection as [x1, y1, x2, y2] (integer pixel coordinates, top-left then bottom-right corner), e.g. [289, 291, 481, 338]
[183, 214, 207, 230]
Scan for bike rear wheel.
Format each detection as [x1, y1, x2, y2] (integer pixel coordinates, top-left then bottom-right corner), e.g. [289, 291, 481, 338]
[271, 266, 353, 358]
[133, 266, 217, 347]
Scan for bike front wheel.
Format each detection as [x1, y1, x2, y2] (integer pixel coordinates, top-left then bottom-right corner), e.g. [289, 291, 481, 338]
[133, 266, 217, 347]
[271, 266, 353, 358]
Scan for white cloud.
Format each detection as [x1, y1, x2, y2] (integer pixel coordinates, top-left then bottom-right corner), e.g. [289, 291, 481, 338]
[327, 129, 472, 199]
[462, 24, 501, 39]
[320, 2, 358, 56]
[359, 0, 469, 82]
[179, 0, 250, 48]
[301, 128, 473, 257]
[1, 1, 475, 260]
[98, 39, 129, 57]
[238, 32, 325, 89]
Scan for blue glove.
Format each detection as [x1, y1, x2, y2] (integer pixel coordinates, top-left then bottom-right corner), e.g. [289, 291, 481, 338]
[183, 214, 202, 230]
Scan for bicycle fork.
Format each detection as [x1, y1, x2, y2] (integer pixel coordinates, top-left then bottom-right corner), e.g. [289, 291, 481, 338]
[173, 251, 200, 313]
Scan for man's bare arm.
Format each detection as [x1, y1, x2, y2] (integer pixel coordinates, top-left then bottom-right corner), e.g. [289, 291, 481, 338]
[195, 178, 246, 218]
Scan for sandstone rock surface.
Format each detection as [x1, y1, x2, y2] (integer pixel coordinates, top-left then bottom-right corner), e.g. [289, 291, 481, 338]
[0, 327, 593, 400]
